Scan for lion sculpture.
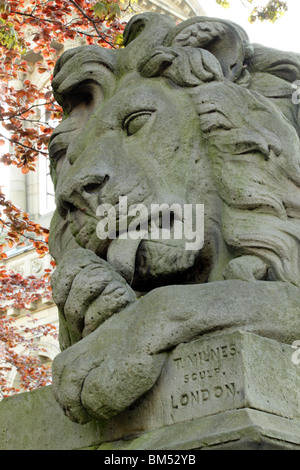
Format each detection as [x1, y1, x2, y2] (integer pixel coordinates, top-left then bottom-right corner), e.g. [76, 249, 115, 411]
[49, 13, 300, 423]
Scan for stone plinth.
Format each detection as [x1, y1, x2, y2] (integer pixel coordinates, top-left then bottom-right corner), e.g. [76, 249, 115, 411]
[1, 330, 300, 450]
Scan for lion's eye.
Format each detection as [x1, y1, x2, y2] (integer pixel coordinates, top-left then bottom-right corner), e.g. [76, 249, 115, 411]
[124, 112, 153, 136]
[63, 81, 99, 115]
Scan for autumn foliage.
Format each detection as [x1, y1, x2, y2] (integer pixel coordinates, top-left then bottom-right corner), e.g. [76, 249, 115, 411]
[0, 269, 57, 396]
[216, 0, 288, 23]
[0, 270, 52, 312]
[0, 313, 57, 396]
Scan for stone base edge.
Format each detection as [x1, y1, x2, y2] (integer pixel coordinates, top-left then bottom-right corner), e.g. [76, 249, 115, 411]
[98, 408, 300, 450]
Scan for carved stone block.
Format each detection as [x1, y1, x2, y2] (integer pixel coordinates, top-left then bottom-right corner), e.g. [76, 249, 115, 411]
[102, 329, 300, 444]
[0, 330, 299, 450]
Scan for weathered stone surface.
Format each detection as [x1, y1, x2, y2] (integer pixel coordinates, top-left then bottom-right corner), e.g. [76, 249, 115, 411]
[0, 386, 104, 450]
[98, 409, 300, 450]
[49, 279, 300, 424]
[1, 330, 299, 449]
[47, 11, 300, 425]
[103, 329, 300, 441]
[143, 330, 300, 425]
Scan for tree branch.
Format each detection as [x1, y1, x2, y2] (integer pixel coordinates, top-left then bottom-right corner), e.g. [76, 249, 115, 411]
[68, 0, 116, 48]
[0, 133, 48, 156]
[11, 3, 116, 48]
[0, 219, 48, 245]
[0, 101, 56, 122]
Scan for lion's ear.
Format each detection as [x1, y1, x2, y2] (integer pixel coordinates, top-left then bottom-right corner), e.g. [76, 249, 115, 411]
[164, 17, 252, 82]
[120, 12, 175, 73]
[247, 44, 300, 137]
[122, 13, 174, 50]
[248, 44, 300, 83]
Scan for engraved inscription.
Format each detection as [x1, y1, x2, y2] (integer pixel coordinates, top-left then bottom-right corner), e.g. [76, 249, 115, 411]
[146, 331, 300, 427]
[173, 342, 237, 371]
[165, 339, 242, 419]
[171, 382, 237, 410]
[183, 367, 221, 383]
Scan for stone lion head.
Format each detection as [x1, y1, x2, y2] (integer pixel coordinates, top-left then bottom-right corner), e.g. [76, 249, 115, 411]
[49, 12, 300, 291]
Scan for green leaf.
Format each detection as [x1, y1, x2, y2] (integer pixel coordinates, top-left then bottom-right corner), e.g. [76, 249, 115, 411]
[114, 33, 123, 46]
[0, 0, 8, 14]
[108, 2, 121, 17]
[215, 0, 230, 8]
[92, 1, 107, 19]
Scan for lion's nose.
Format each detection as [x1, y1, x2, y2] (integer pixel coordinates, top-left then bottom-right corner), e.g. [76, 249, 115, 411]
[82, 175, 110, 195]
[57, 174, 110, 216]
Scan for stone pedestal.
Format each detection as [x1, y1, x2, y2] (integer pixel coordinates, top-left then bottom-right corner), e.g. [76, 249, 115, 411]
[1, 330, 300, 450]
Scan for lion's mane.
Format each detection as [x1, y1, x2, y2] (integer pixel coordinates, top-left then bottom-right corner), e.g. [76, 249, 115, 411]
[123, 14, 300, 287]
